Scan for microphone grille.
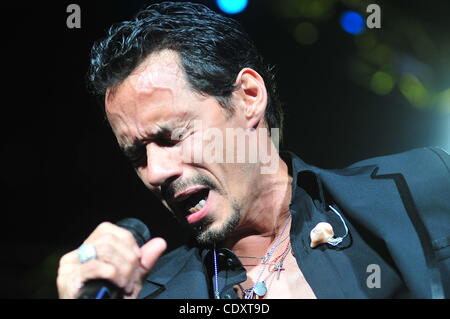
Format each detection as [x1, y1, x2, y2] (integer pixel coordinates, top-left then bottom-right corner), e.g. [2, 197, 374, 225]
[116, 218, 151, 247]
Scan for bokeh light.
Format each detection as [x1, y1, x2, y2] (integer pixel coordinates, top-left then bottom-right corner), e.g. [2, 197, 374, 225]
[293, 22, 319, 45]
[399, 74, 429, 108]
[217, 0, 248, 14]
[340, 11, 365, 35]
[437, 89, 450, 113]
[354, 33, 377, 51]
[370, 71, 395, 95]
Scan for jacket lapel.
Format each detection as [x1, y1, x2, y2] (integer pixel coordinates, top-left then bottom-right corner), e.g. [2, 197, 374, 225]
[139, 245, 198, 298]
[315, 163, 434, 297]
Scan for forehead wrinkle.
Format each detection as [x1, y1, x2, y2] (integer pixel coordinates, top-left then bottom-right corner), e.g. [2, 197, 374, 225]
[105, 50, 184, 114]
[107, 94, 189, 151]
[106, 78, 174, 143]
[105, 50, 199, 150]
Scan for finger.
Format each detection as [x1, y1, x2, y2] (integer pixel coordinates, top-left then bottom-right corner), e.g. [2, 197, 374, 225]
[57, 263, 82, 299]
[91, 234, 140, 278]
[58, 253, 141, 298]
[140, 237, 167, 271]
[124, 282, 143, 299]
[61, 239, 139, 287]
[78, 259, 126, 289]
[124, 280, 136, 296]
[87, 222, 141, 254]
[59, 241, 140, 296]
[59, 250, 79, 265]
[58, 259, 121, 299]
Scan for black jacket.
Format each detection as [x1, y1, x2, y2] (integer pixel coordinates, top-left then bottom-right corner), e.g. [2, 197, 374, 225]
[139, 147, 450, 299]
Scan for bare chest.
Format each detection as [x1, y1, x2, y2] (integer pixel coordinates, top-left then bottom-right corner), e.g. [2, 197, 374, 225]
[235, 251, 316, 299]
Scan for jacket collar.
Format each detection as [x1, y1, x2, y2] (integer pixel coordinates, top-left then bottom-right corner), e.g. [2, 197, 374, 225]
[139, 245, 198, 298]
[281, 150, 380, 209]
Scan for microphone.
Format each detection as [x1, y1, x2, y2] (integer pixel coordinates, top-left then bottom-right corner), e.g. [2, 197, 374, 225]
[77, 218, 151, 299]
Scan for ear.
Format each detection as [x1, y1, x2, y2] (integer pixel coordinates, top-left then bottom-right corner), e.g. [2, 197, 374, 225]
[234, 68, 268, 130]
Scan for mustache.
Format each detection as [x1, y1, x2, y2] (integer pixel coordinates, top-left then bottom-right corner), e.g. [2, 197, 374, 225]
[162, 174, 220, 201]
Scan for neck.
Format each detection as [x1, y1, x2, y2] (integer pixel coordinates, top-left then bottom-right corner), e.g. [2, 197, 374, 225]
[223, 154, 293, 259]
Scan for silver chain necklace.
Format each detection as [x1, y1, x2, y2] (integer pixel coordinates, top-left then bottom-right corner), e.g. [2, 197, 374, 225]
[239, 239, 292, 298]
[213, 245, 220, 299]
[212, 215, 292, 299]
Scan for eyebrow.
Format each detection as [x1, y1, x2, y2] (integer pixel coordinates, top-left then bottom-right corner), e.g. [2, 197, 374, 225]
[122, 124, 173, 156]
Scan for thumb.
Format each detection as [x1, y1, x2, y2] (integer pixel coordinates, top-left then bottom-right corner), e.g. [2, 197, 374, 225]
[140, 237, 167, 271]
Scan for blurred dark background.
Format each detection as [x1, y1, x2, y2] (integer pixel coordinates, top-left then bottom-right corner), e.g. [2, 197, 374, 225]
[1, 0, 449, 298]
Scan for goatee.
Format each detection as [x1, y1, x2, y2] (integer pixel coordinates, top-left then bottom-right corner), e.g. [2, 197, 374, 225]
[193, 202, 241, 248]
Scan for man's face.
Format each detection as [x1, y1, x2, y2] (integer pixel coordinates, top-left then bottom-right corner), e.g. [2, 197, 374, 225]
[105, 50, 263, 245]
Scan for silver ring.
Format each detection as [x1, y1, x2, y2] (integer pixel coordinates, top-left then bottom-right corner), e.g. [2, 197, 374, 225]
[78, 243, 97, 263]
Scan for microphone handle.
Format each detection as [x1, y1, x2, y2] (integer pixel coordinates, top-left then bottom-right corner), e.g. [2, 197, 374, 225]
[77, 279, 124, 299]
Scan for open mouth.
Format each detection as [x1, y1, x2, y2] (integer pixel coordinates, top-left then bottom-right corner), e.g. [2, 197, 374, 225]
[173, 187, 211, 224]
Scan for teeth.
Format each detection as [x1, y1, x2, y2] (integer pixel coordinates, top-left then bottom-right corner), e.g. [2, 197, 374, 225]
[188, 199, 206, 214]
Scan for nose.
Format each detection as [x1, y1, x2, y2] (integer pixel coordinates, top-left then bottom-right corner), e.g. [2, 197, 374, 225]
[143, 143, 182, 188]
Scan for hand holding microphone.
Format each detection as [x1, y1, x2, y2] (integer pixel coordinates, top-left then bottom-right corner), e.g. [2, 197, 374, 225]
[56, 218, 167, 299]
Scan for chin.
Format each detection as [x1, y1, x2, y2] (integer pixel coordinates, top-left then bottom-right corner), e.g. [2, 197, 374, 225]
[193, 204, 241, 247]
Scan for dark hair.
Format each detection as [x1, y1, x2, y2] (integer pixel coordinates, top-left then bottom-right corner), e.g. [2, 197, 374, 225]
[87, 1, 283, 135]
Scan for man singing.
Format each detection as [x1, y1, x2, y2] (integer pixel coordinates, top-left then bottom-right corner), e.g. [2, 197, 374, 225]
[57, 2, 450, 299]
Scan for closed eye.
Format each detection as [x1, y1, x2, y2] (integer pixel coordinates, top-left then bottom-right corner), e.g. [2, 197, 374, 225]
[122, 126, 190, 167]
[157, 127, 190, 146]
[123, 144, 147, 168]
[155, 138, 179, 147]
[123, 137, 180, 168]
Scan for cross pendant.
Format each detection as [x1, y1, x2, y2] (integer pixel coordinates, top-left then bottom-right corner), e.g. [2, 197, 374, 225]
[273, 261, 285, 279]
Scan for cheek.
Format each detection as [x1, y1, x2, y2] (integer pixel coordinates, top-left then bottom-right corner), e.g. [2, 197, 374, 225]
[223, 163, 258, 201]
[179, 133, 204, 164]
